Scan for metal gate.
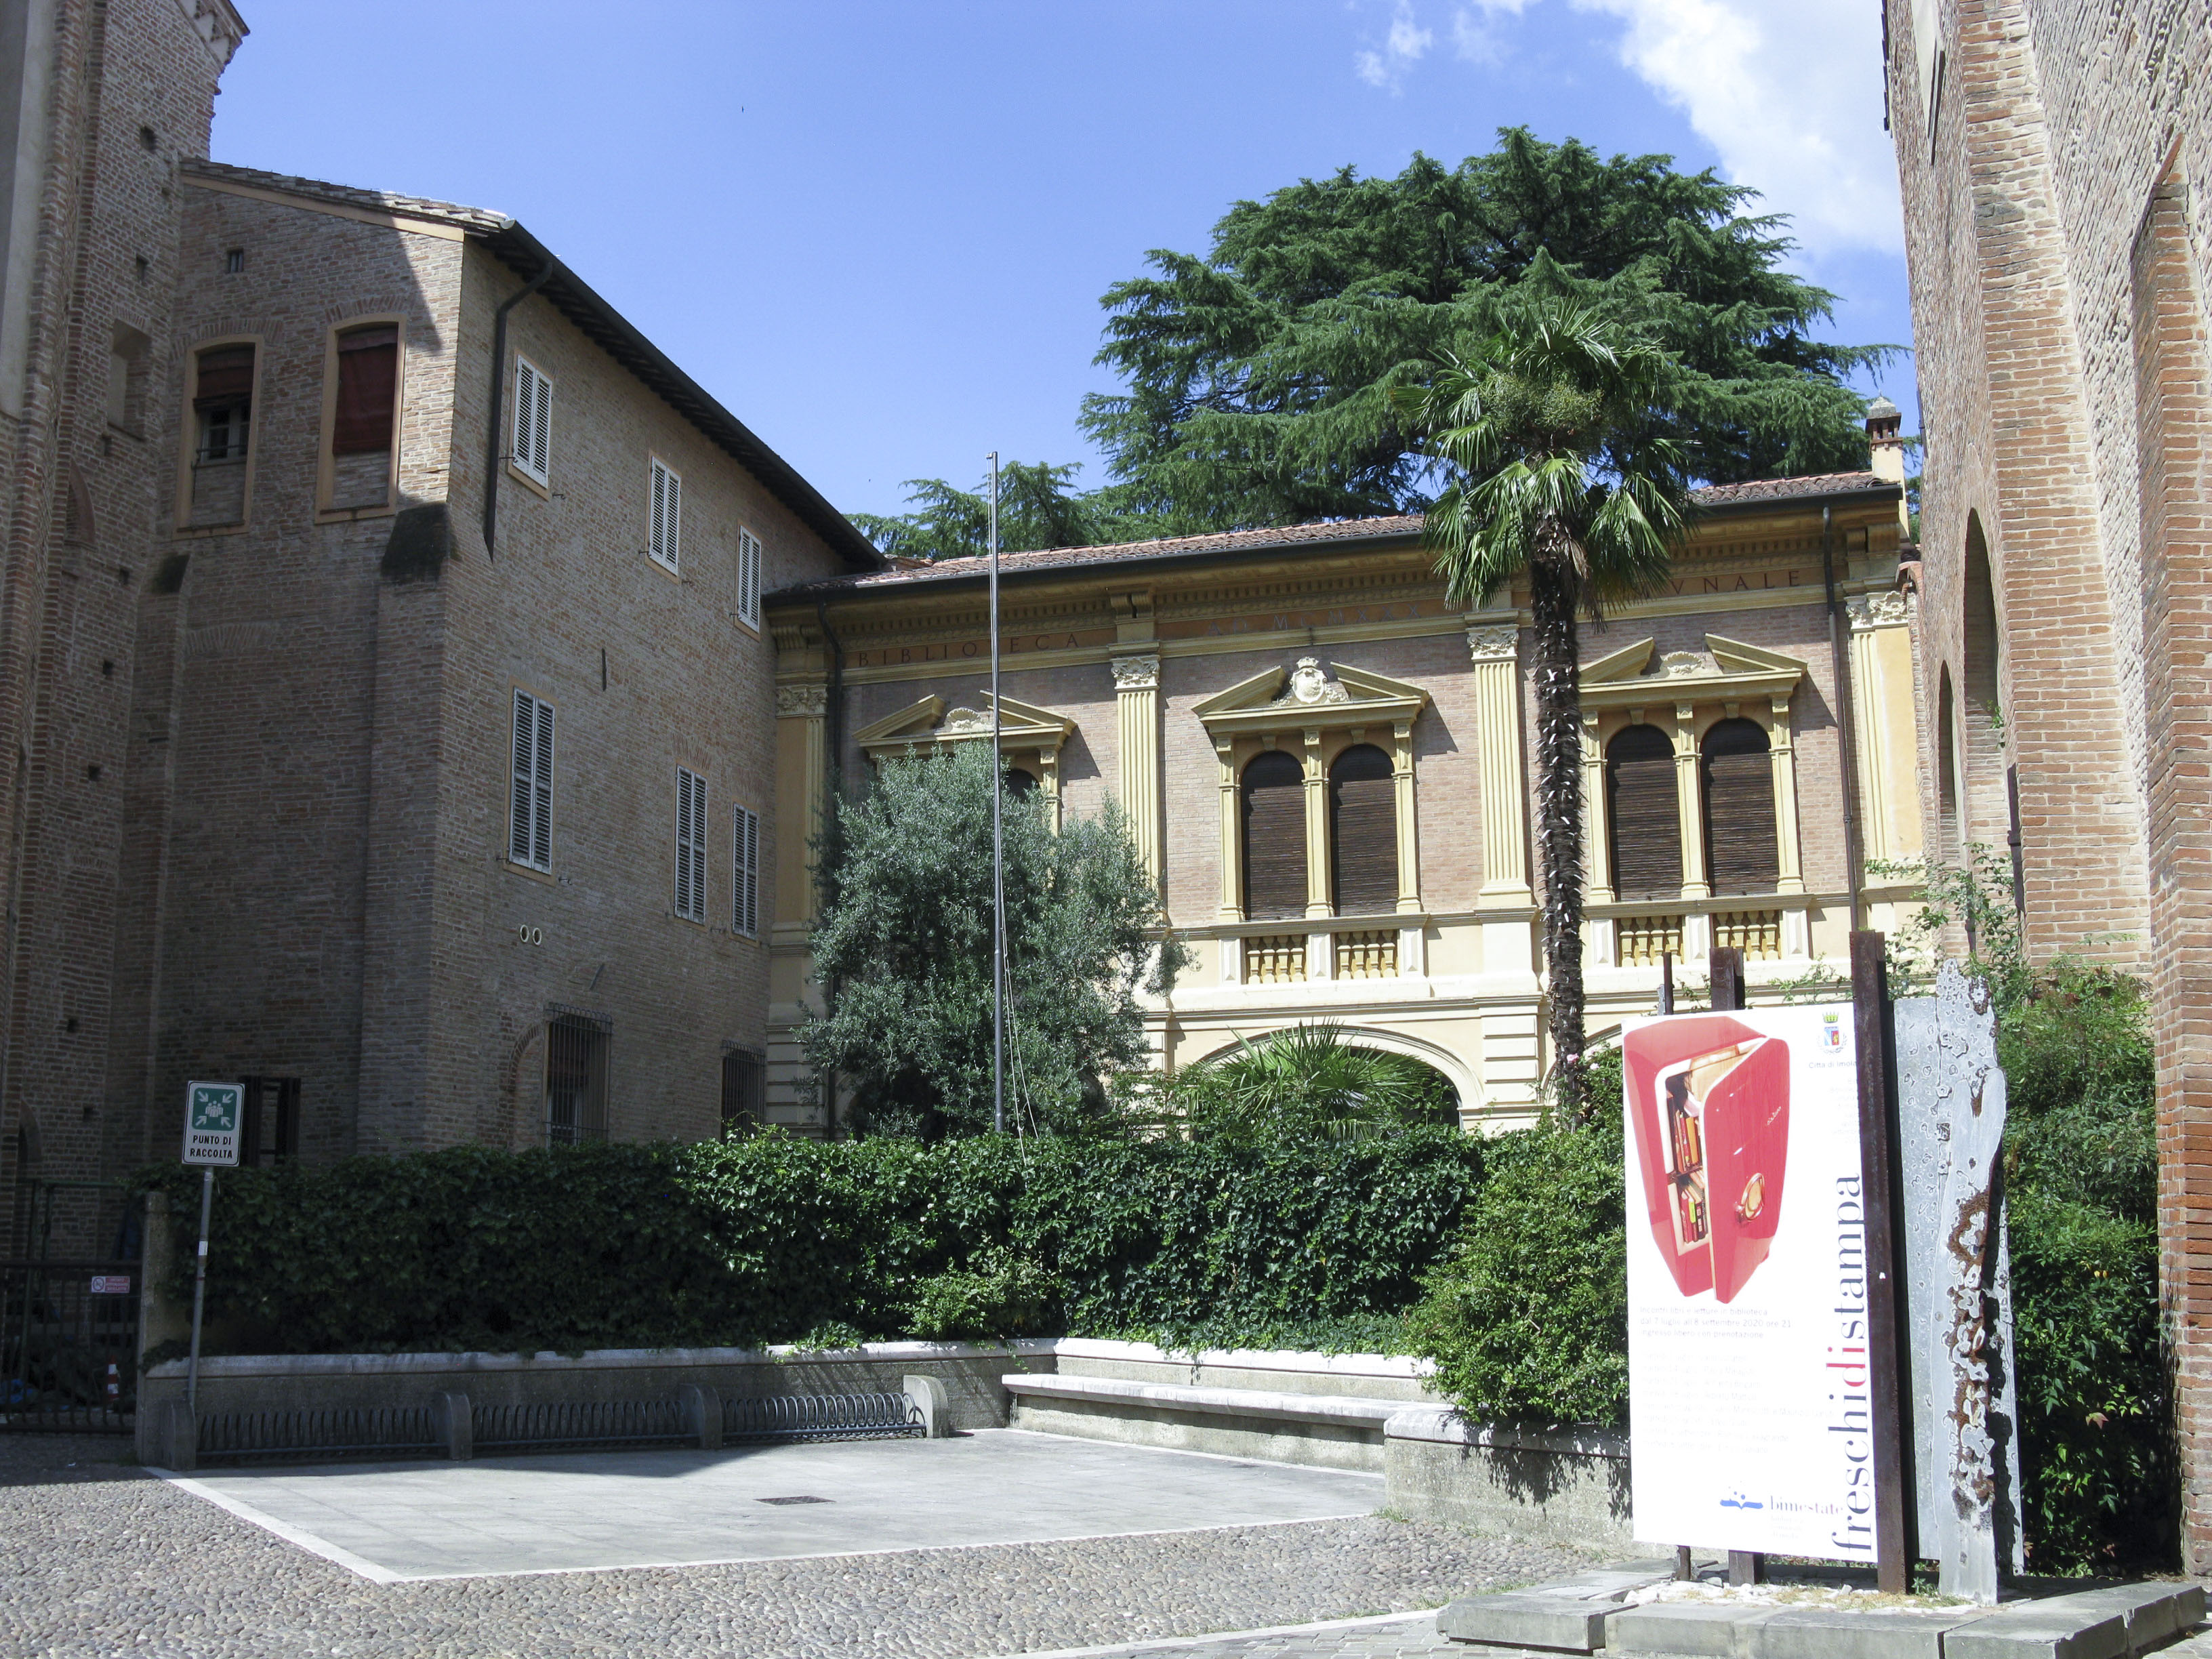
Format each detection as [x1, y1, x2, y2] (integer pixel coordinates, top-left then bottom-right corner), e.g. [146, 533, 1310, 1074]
[3, 1180, 140, 1433]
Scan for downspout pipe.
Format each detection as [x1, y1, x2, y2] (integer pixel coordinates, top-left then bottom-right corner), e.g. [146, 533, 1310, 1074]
[480, 257, 556, 561]
[1823, 505, 1867, 933]
[815, 599, 846, 1136]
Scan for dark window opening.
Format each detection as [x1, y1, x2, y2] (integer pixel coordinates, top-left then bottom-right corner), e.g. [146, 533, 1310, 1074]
[192, 344, 253, 463]
[722, 1049, 764, 1136]
[1002, 765, 1038, 797]
[1701, 718, 1780, 897]
[224, 248, 243, 274]
[332, 325, 398, 455]
[546, 1017, 608, 1145]
[1607, 722, 1682, 902]
[1330, 743, 1397, 915]
[238, 1077, 299, 1167]
[1241, 748, 1307, 920]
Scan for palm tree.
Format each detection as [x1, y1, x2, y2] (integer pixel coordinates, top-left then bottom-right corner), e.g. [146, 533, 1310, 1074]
[1394, 302, 1692, 1120]
[1165, 1024, 1459, 1143]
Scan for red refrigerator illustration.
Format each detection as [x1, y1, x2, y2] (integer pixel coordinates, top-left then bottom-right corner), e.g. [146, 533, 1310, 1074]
[1624, 1015, 1790, 1303]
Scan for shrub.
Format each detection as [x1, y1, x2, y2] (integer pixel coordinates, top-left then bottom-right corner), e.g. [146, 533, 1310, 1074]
[133, 1129, 1485, 1357]
[1406, 1048, 1627, 1426]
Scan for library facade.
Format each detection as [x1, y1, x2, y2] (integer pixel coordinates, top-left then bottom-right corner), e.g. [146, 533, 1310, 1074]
[763, 458, 1921, 1130]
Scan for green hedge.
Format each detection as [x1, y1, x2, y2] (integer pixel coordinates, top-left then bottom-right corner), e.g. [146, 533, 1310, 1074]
[136, 1130, 1486, 1357]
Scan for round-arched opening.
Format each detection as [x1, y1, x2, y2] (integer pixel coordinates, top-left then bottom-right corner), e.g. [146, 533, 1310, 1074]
[1607, 722, 1681, 901]
[1001, 764, 1038, 798]
[1330, 742, 1396, 915]
[1242, 749, 1307, 920]
[1936, 665, 1961, 859]
[1700, 717, 1778, 897]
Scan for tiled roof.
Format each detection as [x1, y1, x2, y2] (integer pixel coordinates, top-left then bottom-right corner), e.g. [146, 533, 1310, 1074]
[784, 515, 1427, 598]
[774, 471, 1899, 600]
[1692, 470, 1889, 505]
[182, 159, 516, 235]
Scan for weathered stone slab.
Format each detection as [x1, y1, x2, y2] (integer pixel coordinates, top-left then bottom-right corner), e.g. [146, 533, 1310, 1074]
[1607, 1601, 1783, 1658]
[1434, 1565, 1677, 1651]
[1940, 1601, 2128, 1659]
[1435, 1593, 1616, 1652]
[2005, 1584, 2207, 1656]
[1752, 1607, 1991, 1659]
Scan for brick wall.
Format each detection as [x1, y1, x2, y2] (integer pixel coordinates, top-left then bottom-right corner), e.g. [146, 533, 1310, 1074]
[0, 0, 239, 1250]
[1889, 0, 2212, 1565]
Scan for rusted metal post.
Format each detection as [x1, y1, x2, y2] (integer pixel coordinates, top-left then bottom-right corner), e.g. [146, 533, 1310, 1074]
[1852, 930, 1911, 1593]
[1660, 951, 1675, 1016]
[1706, 945, 1762, 1587]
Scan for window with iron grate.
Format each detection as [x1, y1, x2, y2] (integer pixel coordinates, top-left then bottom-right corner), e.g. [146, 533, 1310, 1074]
[546, 1017, 607, 1145]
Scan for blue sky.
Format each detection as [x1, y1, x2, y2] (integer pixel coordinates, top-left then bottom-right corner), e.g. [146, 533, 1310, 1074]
[210, 0, 1912, 523]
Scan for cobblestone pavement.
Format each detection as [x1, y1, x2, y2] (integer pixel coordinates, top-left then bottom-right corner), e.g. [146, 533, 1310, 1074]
[1, 1435, 1589, 1658]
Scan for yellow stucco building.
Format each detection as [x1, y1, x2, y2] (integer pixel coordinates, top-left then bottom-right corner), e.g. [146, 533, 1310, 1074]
[764, 434, 1922, 1130]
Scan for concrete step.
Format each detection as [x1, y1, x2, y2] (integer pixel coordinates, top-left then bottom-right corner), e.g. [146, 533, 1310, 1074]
[1004, 1372, 1400, 1473]
[1049, 1338, 1438, 1404]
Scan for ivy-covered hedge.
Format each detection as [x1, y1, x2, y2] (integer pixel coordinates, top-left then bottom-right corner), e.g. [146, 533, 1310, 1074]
[136, 1130, 1486, 1357]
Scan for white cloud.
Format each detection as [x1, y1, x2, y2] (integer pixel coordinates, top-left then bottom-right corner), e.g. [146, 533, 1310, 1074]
[1452, 2, 1531, 66]
[1355, 1, 1436, 91]
[1569, 0, 1902, 256]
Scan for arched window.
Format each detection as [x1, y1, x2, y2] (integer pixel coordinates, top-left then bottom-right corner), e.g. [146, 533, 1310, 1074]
[1330, 743, 1396, 914]
[1701, 718, 1779, 896]
[1607, 724, 1681, 901]
[1936, 667, 1960, 859]
[1002, 765, 1038, 798]
[1242, 749, 1307, 920]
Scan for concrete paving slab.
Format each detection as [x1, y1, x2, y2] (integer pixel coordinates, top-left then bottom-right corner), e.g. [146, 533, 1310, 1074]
[1608, 1602, 1784, 1658]
[1432, 1591, 1614, 1651]
[1750, 1607, 1990, 1659]
[2020, 1586, 2207, 1656]
[160, 1427, 1385, 1582]
[1941, 1605, 2128, 1659]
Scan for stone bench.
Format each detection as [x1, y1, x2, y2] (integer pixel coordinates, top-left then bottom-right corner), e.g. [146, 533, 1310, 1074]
[1002, 1372, 1402, 1471]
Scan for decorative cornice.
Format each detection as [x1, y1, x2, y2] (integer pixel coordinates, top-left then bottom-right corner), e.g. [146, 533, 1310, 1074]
[1112, 653, 1161, 690]
[1848, 590, 1912, 630]
[775, 684, 828, 718]
[1467, 625, 1519, 663]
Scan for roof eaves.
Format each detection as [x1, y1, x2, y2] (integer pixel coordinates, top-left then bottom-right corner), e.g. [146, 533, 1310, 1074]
[477, 224, 881, 572]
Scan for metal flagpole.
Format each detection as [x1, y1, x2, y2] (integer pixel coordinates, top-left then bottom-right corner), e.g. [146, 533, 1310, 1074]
[989, 453, 1005, 1136]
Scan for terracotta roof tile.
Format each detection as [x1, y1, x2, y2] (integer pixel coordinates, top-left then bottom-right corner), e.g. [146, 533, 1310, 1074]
[774, 472, 1897, 600]
[182, 159, 514, 235]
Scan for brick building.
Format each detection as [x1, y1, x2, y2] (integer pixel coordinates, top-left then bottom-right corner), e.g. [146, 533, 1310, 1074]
[764, 458, 1919, 1130]
[1884, 0, 2212, 1564]
[0, 3, 876, 1251]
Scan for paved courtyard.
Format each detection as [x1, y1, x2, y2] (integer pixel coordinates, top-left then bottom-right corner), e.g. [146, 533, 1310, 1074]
[1, 1430, 1588, 1656]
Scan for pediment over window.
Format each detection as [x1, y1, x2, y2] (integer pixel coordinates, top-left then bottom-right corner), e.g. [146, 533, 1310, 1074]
[1193, 657, 1429, 739]
[1576, 634, 1806, 711]
[853, 691, 1075, 760]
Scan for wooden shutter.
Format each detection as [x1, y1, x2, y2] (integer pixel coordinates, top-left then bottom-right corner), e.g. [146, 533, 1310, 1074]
[512, 357, 550, 484]
[1330, 743, 1397, 915]
[738, 529, 762, 626]
[1242, 749, 1307, 920]
[510, 691, 553, 872]
[650, 459, 682, 571]
[733, 804, 760, 937]
[1607, 723, 1682, 901]
[193, 344, 253, 407]
[332, 325, 398, 453]
[676, 767, 708, 922]
[1702, 718, 1780, 896]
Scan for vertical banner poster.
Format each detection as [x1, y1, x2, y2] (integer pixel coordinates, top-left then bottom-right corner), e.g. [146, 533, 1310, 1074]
[1623, 1004, 1870, 1559]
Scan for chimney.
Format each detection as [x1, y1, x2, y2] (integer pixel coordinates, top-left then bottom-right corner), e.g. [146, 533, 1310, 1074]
[1865, 396, 1912, 542]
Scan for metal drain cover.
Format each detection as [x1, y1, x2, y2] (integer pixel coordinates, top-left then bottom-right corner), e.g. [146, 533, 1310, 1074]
[756, 1495, 832, 1505]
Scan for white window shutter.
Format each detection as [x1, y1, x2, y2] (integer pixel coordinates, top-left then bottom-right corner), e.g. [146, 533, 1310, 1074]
[675, 769, 694, 918]
[532, 702, 554, 871]
[513, 361, 533, 475]
[510, 692, 535, 865]
[510, 691, 554, 872]
[734, 805, 759, 937]
[649, 460, 682, 572]
[738, 529, 761, 627]
[531, 367, 551, 479]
